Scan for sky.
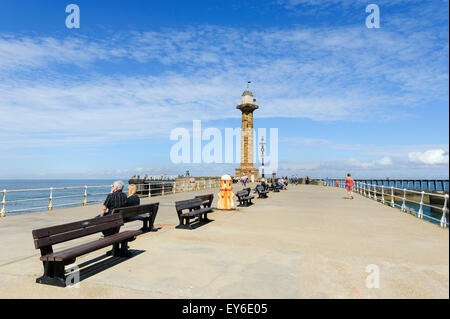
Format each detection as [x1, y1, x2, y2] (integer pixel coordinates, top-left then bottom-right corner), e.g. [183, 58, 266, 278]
[0, 0, 448, 179]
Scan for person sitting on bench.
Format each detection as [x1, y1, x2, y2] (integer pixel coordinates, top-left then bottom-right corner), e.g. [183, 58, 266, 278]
[126, 184, 140, 207]
[96, 180, 128, 236]
[99, 180, 128, 217]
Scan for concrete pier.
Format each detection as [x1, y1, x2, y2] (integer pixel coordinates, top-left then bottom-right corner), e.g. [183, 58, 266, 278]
[0, 185, 448, 298]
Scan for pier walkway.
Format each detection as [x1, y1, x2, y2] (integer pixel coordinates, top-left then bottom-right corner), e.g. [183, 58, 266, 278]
[0, 185, 448, 298]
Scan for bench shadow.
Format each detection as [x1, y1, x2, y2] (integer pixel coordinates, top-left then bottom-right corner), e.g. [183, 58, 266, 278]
[237, 204, 254, 207]
[179, 219, 214, 230]
[66, 249, 145, 284]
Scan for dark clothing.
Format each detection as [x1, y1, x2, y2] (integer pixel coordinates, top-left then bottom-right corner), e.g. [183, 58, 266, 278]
[96, 190, 127, 237]
[126, 195, 140, 207]
[103, 190, 128, 215]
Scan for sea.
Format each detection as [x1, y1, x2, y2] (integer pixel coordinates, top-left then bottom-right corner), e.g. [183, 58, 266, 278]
[1, 179, 120, 216]
[0, 179, 448, 227]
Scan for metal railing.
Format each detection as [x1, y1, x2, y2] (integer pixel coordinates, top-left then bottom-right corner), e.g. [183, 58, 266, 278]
[0, 179, 220, 217]
[325, 180, 449, 229]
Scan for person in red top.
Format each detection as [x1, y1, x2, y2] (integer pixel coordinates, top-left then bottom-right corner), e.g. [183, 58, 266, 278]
[345, 173, 354, 199]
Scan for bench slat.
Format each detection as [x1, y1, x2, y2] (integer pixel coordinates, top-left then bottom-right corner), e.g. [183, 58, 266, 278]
[33, 219, 123, 249]
[32, 214, 122, 239]
[42, 230, 141, 262]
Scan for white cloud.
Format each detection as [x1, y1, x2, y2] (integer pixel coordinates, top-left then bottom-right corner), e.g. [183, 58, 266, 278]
[408, 149, 449, 165]
[348, 156, 393, 169]
[0, 21, 447, 149]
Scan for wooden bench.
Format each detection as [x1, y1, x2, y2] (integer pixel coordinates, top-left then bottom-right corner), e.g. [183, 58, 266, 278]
[269, 183, 281, 192]
[32, 214, 141, 287]
[236, 188, 254, 206]
[194, 194, 214, 208]
[255, 184, 269, 198]
[175, 197, 213, 229]
[111, 202, 159, 233]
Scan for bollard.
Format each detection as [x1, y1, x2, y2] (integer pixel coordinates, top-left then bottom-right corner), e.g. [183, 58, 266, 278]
[48, 187, 53, 211]
[418, 191, 425, 219]
[1, 189, 6, 217]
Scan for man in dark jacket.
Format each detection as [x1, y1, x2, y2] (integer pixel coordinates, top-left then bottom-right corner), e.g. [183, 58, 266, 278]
[99, 180, 128, 217]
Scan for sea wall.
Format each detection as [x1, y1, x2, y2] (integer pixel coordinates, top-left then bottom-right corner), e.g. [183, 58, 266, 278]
[174, 177, 221, 193]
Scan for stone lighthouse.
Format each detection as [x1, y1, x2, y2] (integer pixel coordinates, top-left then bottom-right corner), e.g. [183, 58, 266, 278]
[235, 83, 259, 180]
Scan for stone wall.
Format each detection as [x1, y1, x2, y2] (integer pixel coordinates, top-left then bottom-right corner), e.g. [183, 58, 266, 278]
[174, 176, 221, 193]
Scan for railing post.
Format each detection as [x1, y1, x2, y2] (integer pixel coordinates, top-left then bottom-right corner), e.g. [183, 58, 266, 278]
[173, 182, 176, 194]
[148, 184, 152, 198]
[83, 186, 87, 206]
[381, 185, 385, 204]
[367, 184, 371, 198]
[390, 186, 395, 207]
[418, 191, 425, 219]
[373, 184, 377, 201]
[162, 183, 165, 196]
[363, 183, 366, 196]
[401, 189, 407, 211]
[48, 187, 53, 211]
[1, 189, 6, 217]
[440, 194, 448, 228]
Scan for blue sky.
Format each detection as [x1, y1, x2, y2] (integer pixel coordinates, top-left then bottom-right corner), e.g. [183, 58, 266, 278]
[0, 0, 448, 179]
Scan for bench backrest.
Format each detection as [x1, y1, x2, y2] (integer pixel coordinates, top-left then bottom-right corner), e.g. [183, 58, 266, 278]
[175, 198, 203, 213]
[111, 203, 159, 219]
[32, 214, 124, 249]
[236, 190, 247, 198]
[194, 194, 214, 206]
[256, 185, 265, 192]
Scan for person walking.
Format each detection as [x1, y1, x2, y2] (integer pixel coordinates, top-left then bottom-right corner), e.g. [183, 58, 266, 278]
[345, 173, 354, 199]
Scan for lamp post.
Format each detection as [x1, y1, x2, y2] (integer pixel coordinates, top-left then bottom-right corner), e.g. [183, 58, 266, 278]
[259, 137, 266, 178]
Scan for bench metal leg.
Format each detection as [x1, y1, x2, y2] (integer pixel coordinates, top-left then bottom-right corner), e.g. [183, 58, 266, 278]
[202, 213, 212, 222]
[176, 217, 192, 229]
[36, 261, 66, 287]
[148, 211, 158, 232]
